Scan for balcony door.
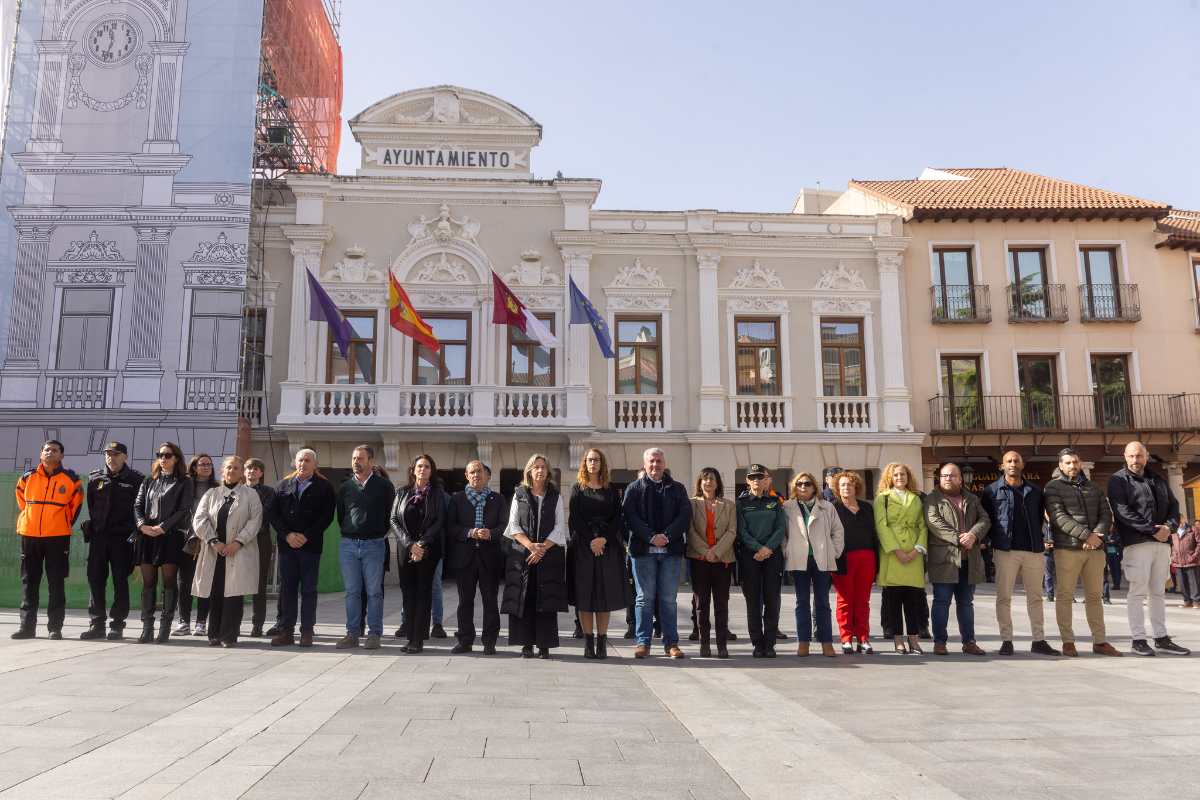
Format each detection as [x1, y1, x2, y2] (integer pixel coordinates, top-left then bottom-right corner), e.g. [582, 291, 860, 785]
[1080, 247, 1120, 319]
[414, 314, 470, 386]
[939, 356, 983, 430]
[1091, 353, 1131, 429]
[1010, 248, 1049, 318]
[933, 248, 975, 320]
[1017, 355, 1058, 429]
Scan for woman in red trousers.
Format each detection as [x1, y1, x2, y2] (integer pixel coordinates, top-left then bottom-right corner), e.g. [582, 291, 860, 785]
[831, 471, 878, 654]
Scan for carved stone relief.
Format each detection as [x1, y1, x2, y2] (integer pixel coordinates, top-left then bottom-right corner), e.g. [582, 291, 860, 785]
[323, 246, 384, 282]
[814, 261, 867, 291]
[191, 232, 247, 264]
[411, 252, 473, 284]
[60, 231, 122, 262]
[728, 260, 784, 290]
[406, 203, 480, 246]
[727, 296, 788, 313]
[501, 250, 561, 287]
[608, 258, 665, 289]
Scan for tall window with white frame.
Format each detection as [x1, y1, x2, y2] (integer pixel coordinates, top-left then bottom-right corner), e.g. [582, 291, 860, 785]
[1079, 246, 1121, 320]
[56, 287, 114, 371]
[819, 319, 864, 397]
[187, 289, 242, 373]
[414, 314, 470, 386]
[508, 313, 555, 387]
[734, 317, 780, 395]
[615, 316, 661, 394]
[932, 248, 976, 320]
[325, 310, 376, 385]
[240, 307, 267, 425]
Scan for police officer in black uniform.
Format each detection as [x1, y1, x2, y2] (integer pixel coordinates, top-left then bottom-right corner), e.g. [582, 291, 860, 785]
[80, 442, 144, 640]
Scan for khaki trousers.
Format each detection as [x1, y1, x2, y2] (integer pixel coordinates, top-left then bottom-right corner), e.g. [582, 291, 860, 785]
[994, 549, 1046, 641]
[1053, 548, 1107, 644]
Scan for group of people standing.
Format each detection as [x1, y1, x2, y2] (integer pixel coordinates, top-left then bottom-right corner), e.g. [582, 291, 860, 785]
[10, 437, 1193, 660]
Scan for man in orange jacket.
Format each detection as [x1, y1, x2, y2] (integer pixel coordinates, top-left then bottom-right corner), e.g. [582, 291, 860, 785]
[12, 440, 83, 640]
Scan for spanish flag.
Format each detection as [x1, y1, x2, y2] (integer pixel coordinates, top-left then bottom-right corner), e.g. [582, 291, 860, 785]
[389, 273, 440, 351]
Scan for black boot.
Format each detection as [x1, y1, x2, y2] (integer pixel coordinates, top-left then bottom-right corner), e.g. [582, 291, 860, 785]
[584, 634, 596, 659]
[700, 634, 712, 658]
[596, 635, 608, 659]
[157, 588, 177, 644]
[573, 619, 584, 639]
[689, 625, 700, 642]
[138, 589, 156, 644]
[623, 623, 635, 640]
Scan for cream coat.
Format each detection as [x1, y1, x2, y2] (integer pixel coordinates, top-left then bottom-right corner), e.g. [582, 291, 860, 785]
[782, 497, 844, 572]
[191, 483, 263, 599]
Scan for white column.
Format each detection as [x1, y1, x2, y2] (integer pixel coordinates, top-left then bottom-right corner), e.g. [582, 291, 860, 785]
[476, 439, 499, 491]
[1167, 462, 1187, 516]
[876, 250, 912, 431]
[278, 226, 331, 422]
[697, 251, 726, 431]
[561, 247, 593, 426]
[143, 42, 189, 154]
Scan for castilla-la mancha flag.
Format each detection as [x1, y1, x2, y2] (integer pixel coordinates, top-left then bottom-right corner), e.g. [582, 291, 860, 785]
[492, 271, 559, 348]
[389, 272, 440, 351]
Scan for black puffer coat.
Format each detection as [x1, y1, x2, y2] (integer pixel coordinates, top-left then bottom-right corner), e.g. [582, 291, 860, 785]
[1043, 469, 1113, 550]
[501, 485, 567, 616]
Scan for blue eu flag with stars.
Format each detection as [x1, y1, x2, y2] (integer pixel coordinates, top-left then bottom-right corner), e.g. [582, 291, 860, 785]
[569, 277, 614, 359]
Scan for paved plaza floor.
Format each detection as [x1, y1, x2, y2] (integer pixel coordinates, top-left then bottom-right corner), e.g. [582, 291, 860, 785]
[1, 582, 1200, 799]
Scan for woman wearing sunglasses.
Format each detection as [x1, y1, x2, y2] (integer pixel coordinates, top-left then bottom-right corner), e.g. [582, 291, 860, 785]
[132, 442, 194, 643]
[781, 471, 844, 657]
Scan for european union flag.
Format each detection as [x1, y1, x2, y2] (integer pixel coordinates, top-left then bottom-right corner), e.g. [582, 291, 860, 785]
[569, 277, 614, 359]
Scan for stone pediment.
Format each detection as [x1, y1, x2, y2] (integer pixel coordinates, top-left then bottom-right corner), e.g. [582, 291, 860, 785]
[351, 86, 540, 130]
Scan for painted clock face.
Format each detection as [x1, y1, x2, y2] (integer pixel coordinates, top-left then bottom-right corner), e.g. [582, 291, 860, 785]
[87, 19, 139, 66]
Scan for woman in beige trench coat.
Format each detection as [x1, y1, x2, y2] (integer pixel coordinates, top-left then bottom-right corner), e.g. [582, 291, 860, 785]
[192, 456, 262, 647]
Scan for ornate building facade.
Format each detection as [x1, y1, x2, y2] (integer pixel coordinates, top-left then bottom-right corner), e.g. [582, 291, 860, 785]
[254, 85, 923, 492]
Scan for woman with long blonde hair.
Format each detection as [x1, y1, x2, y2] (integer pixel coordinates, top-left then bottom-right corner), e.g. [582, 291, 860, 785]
[874, 462, 928, 654]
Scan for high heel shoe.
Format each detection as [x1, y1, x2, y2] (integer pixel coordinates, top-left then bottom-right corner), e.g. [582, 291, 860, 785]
[907, 635, 924, 655]
[893, 636, 908, 654]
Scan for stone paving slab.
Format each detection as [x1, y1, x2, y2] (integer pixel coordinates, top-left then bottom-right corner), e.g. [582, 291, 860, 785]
[3, 583, 1200, 798]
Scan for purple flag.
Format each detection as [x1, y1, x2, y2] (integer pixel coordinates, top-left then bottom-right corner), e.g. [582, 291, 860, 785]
[306, 269, 355, 358]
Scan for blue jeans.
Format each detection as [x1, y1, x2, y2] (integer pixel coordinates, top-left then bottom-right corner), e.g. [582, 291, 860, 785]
[432, 558, 443, 625]
[932, 564, 975, 645]
[631, 553, 684, 647]
[791, 556, 833, 643]
[340, 537, 386, 636]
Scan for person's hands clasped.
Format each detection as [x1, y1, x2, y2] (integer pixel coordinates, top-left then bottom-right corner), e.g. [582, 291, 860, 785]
[754, 545, 772, 562]
[1083, 533, 1104, 550]
[1154, 525, 1172, 543]
[705, 547, 719, 563]
[286, 531, 306, 549]
[410, 542, 426, 563]
[650, 533, 669, 548]
[893, 548, 913, 564]
[140, 524, 165, 538]
[590, 536, 606, 557]
[472, 527, 491, 542]
[224, 541, 241, 558]
[959, 532, 977, 550]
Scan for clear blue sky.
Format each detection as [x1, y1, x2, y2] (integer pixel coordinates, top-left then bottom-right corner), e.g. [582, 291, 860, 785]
[336, 0, 1200, 212]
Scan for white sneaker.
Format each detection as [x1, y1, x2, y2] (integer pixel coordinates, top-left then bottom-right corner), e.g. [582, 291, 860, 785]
[173, 622, 191, 635]
[193, 622, 206, 636]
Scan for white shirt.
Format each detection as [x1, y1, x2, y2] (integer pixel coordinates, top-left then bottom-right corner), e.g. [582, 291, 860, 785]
[503, 490, 566, 546]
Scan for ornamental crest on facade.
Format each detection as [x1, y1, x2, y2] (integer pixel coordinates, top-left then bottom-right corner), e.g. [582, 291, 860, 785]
[191, 232, 247, 264]
[501, 250, 561, 287]
[406, 203, 480, 246]
[728, 260, 784, 290]
[61, 231, 122, 262]
[814, 261, 867, 291]
[323, 246, 384, 282]
[608, 258, 665, 289]
[411, 252, 472, 284]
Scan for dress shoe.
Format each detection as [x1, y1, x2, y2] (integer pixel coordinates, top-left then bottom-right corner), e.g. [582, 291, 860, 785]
[430, 624, 448, 639]
[821, 643, 836, 657]
[538, 648, 552, 659]
[220, 641, 237, 649]
[403, 641, 422, 654]
[764, 647, 777, 658]
[250, 626, 264, 638]
[726, 630, 738, 641]
[11, 628, 35, 640]
[775, 630, 788, 640]
[699, 642, 712, 658]
[482, 643, 497, 655]
[48, 631, 63, 641]
[299, 631, 314, 647]
[933, 642, 949, 656]
[270, 632, 295, 647]
[623, 624, 635, 640]
[961, 641, 986, 656]
[716, 642, 729, 659]
[1062, 642, 1078, 657]
[796, 642, 810, 657]
[521, 645, 534, 658]
[336, 635, 360, 650]
[80, 627, 105, 641]
[688, 626, 699, 641]
[106, 630, 123, 641]
[208, 639, 221, 647]
[665, 645, 685, 659]
[1031, 640, 1061, 656]
[633, 644, 650, 659]
[752, 647, 766, 658]
[450, 642, 472, 655]
[1092, 642, 1123, 657]
[998, 641, 1014, 656]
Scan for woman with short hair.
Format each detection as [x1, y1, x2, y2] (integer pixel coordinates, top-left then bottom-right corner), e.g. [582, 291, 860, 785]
[830, 471, 878, 654]
[243, 458, 277, 638]
[688, 467, 736, 658]
[502, 454, 567, 658]
[388, 453, 446, 654]
[875, 462, 929, 654]
[781, 471, 844, 657]
[191, 456, 262, 647]
[175, 454, 216, 636]
[132, 442, 194, 643]
[568, 448, 626, 659]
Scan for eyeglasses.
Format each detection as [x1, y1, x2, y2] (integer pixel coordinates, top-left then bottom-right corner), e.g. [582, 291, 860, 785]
[156, 452, 175, 459]
[939, 474, 959, 479]
[796, 481, 815, 488]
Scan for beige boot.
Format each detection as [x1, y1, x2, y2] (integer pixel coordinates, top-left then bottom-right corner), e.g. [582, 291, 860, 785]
[796, 641, 810, 657]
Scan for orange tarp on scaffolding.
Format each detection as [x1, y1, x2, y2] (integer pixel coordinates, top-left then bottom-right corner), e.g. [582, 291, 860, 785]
[261, 0, 342, 173]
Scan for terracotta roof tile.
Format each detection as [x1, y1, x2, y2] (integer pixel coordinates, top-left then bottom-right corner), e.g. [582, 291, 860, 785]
[849, 167, 1170, 220]
[1156, 210, 1200, 249]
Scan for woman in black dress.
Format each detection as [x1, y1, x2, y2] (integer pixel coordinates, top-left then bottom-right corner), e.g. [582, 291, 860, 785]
[132, 442, 193, 643]
[568, 448, 625, 659]
[502, 453, 567, 658]
[175, 454, 216, 637]
[389, 453, 446, 653]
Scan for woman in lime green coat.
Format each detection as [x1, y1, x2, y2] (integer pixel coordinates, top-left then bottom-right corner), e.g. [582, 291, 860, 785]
[874, 463, 928, 654]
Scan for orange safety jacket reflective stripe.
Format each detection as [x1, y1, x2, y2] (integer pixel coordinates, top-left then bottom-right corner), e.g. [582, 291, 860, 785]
[15, 464, 83, 537]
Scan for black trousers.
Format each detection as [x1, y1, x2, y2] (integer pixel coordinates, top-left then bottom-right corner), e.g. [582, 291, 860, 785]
[399, 550, 440, 645]
[19, 535, 71, 632]
[738, 549, 783, 649]
[456, 557, 502, 647]
[87, 535, 134, 630]
[278, 547, 321, 633]
[250, 528, 274, 629]
[206, 556, 244, 644]
[880, 586, 926, 636]
[509, 569, 560, 650]
[690, 557, 732, 645]
[177, 557, 196, 625]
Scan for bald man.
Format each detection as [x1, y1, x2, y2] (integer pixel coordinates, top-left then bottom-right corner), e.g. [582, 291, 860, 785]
[981, 451, 1058, 656]
[1107, 441, 1189, 656]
